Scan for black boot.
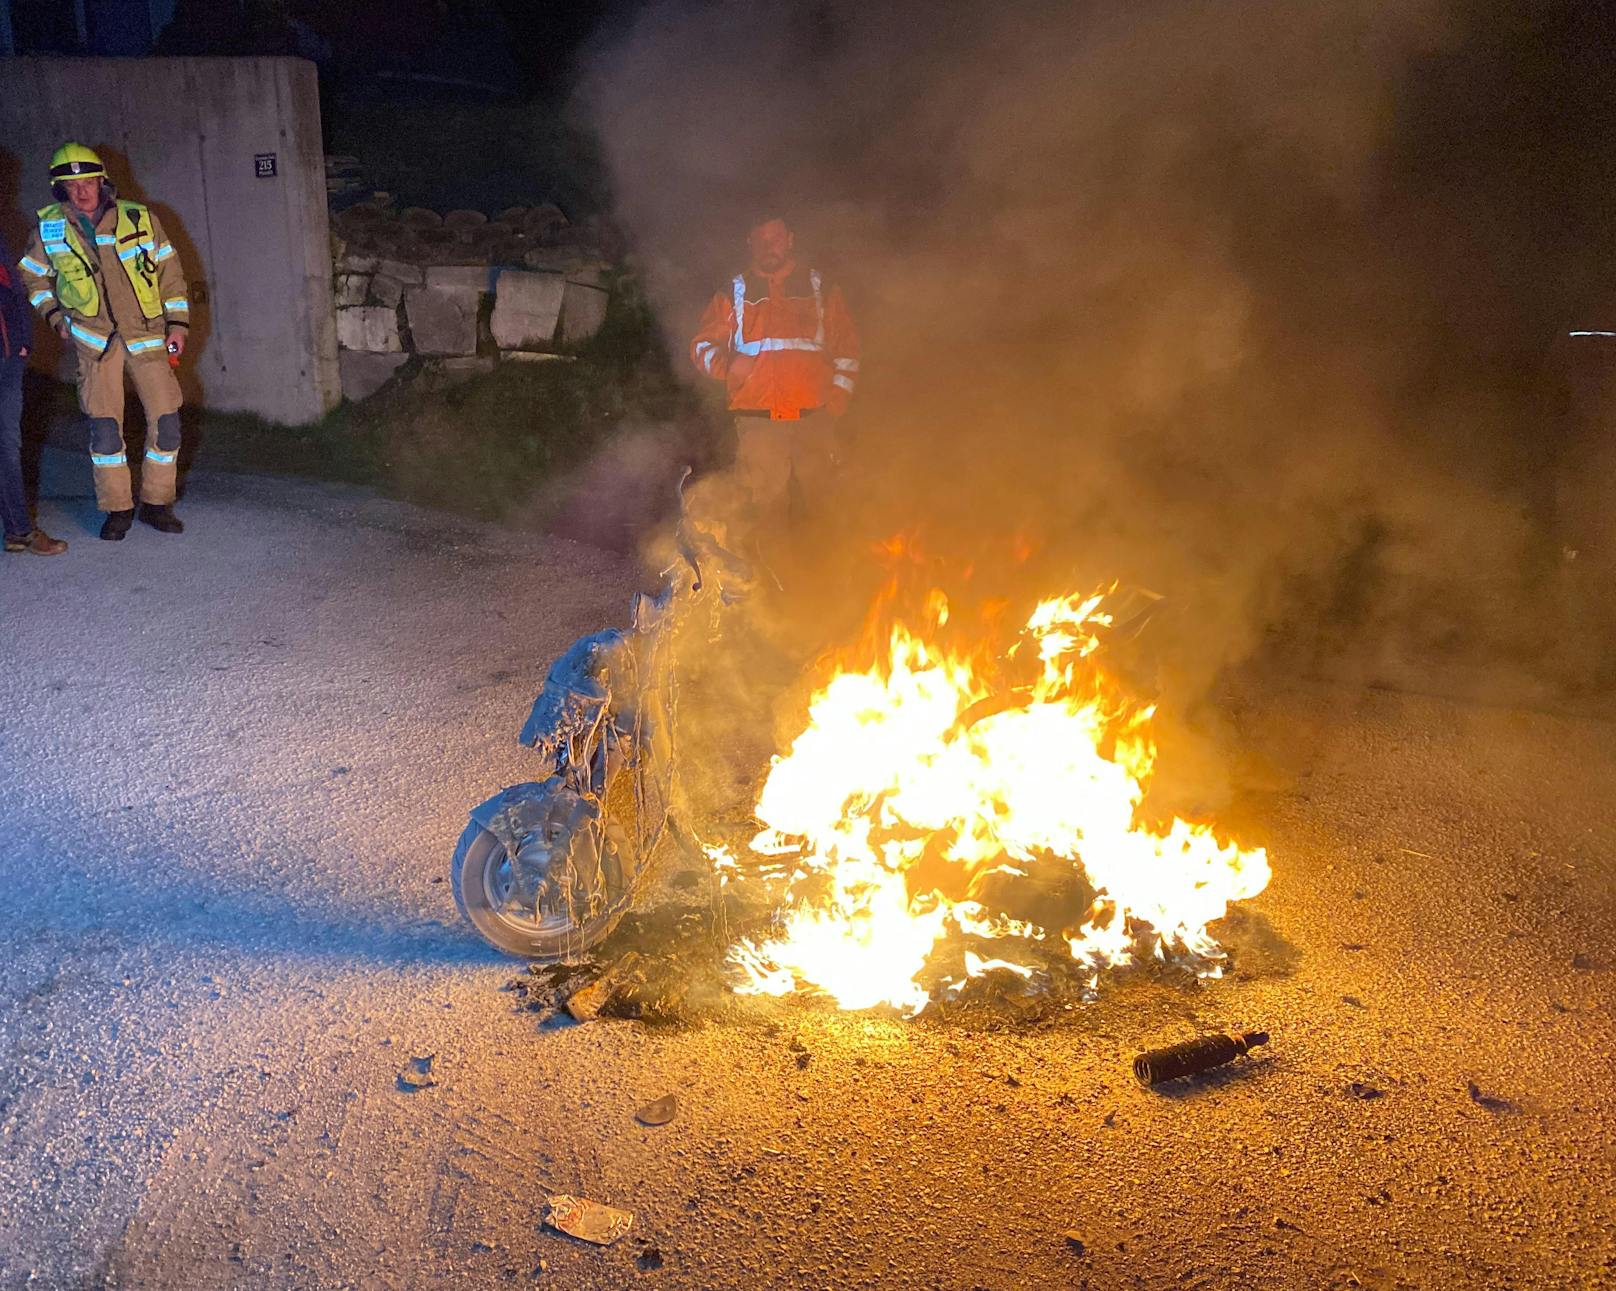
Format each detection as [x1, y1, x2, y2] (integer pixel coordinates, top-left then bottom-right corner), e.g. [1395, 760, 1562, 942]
[139, 503, 184, 534]
[100, 509, 134, 541]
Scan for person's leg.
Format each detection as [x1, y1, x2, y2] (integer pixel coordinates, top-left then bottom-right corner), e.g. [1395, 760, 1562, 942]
[78, 340, 133, 516]
[0, 356, 30, 541]
[1, 357, 67, 554]
[127, 353, 184, 520]
[734, 420, 793, 529]
[785, 418, 837, 521]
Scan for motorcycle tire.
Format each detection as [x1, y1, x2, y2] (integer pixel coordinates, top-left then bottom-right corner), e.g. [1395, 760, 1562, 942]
[450, 820, 629, 958]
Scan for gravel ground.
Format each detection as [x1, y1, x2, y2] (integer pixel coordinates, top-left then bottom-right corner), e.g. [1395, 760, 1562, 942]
[1, 465, 1614, 1290]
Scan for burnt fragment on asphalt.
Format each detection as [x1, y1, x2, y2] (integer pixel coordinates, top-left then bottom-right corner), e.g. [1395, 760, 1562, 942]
[635, 1093, 678, 1126]
[544, 1194, 634, 1246]
[396, 1054, 436, 1092]
[566, 951, 647, 1021]
[1466, 1081, 1518, 1113]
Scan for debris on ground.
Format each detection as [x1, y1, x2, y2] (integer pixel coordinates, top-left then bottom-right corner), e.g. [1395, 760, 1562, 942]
[1466, 1081, 1518, 1113]
[1062, 1231, 1087, 1255]
[566, 952, 647, 1022]
[396, 1055, 436, 1092]
[635, 1094, 678, 1126]
[636, 1244, 664, 1270]
[545, 1194, 634, 1246]
[1345, 1081, 1385, 1101]
[507, 962, 598, 1017]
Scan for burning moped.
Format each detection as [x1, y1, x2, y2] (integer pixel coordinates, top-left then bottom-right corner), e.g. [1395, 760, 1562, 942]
[450, 477, 747, 957]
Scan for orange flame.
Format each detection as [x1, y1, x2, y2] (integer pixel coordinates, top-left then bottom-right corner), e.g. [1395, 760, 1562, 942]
[726, 585, 1271, 1013]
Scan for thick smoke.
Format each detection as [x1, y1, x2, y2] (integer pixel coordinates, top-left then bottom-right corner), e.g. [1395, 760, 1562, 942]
[579, 0, 1616, 790]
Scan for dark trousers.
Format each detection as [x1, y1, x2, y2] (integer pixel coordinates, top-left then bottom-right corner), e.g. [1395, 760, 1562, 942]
[0, 356, 30, 539]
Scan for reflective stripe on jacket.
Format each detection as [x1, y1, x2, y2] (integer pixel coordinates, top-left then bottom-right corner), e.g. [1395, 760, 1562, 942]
[19, 200, 187, 346]
[690, 262, 860, 415]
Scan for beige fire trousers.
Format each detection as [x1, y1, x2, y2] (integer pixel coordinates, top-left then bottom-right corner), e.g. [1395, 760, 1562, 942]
[76, 336, 183, 512]
[734, 415, 837, 526]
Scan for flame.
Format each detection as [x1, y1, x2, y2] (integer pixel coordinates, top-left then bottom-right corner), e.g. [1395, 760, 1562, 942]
[726, 585, 1271, 1013]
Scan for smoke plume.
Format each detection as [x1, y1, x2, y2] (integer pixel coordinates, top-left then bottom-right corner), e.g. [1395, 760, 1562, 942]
[578, 0, 1616, 769]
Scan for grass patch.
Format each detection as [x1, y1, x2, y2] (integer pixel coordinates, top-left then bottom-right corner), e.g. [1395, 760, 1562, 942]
[187, 280, 722, 525]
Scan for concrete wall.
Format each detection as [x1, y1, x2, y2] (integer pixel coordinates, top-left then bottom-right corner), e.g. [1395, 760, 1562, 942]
[0, 56, 339, 424]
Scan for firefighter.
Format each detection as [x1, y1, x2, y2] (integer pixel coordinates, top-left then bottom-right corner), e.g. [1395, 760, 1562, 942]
[690, 213, 860, 523]
[18, 143, 191, 540]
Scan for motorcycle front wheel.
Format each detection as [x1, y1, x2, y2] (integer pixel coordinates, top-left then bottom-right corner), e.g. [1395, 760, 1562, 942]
[450, 820, 628, 958]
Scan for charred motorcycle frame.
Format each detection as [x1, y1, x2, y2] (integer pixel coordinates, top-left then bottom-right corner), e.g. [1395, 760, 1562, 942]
[450, 477, 748, 957]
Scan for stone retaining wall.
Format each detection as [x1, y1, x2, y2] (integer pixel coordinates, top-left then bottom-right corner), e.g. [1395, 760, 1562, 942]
[329, 198, 616, 402]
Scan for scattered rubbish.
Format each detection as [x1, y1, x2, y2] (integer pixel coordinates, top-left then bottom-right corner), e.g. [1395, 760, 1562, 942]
[565, 952, 647, 1022]
[1062, 1231, 1087, 1256]
[636, 1245, 664, 1270]
[397, 1054, 436, 1092]
[1340, 942, 1367, 952]
[545, 1194, 634, 1246]
[1344, 1081, 1384, 1101]
[509, 961, 598, 1017]
[1466, 1081, 1518, 1114]
[1273, 1216, 1303, 1231]
[1341, 995, 1366, 1009]
[1101, 1111, 1116, 1129]
[1133, 1030, 1269, 1087]
[1570, 953, 1595, 971]
[636, 1094, 678, 1126]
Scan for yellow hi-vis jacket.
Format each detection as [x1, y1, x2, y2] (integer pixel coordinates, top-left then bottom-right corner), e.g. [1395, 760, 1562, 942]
[18, 200, 189, 357]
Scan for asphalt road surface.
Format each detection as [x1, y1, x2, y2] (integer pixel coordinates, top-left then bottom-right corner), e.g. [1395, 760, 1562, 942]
[2, 468, 1613, 1290]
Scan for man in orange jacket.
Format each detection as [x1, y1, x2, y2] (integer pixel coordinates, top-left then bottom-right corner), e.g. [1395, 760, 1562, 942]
[690, 213, 860, 522]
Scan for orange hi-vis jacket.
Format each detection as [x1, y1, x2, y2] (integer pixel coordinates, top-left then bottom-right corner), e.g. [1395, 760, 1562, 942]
[690, 262, 860, 416]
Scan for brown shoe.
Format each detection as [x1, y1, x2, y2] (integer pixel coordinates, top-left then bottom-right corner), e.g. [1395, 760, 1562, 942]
[4, 528, 68, 556]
